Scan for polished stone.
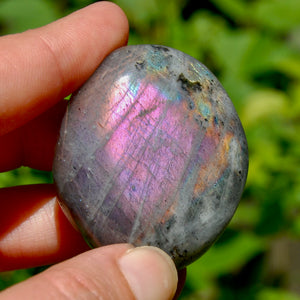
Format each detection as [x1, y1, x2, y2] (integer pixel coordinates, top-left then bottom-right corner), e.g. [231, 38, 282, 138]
[53, 45, 248, 269]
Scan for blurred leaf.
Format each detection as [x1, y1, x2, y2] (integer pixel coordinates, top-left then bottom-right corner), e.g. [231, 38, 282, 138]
[113, 0, 162, 29]
[186, 233, 265, 290]
[212, 0, 300, 33]
[257, 288, 300, 300]
[0, 167, 52, 188]
[0, 270, 32, 290]
[211, 0, 249, 24]
[252, 0, 300, 33]
[230, 201, 260, 228]
[0, 0, 61, 34]
[277, 58, 300, 81]
[241, 89, 289, 127]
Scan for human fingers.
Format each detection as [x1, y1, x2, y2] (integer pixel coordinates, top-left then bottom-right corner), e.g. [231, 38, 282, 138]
[0, 1, 129, 136]
[0, 184, 89, 271]
[0, 100, 67, 172]
[0, 245, 178, 300]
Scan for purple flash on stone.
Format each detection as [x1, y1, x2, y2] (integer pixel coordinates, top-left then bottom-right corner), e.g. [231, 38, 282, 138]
[53, 45, 248, 269]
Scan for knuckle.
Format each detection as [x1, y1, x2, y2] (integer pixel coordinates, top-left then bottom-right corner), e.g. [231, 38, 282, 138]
[43, 266, 104, 300]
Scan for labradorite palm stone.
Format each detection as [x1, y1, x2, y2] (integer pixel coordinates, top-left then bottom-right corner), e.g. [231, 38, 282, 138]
[53, 45, 248, 269]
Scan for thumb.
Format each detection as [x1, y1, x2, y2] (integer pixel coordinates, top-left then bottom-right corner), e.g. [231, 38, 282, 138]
[0, 244, 178, 300]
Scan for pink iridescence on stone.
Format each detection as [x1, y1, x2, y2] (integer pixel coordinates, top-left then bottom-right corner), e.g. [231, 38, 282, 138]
[53, 45, 248, 269]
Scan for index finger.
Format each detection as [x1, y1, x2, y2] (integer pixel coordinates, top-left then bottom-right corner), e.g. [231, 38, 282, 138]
[0, 2, 129, 136]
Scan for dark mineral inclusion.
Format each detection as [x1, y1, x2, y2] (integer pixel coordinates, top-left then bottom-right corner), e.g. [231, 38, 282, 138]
[53, 45, 248, 269]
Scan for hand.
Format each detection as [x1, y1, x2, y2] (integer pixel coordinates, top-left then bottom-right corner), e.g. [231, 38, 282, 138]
[0, 2, 185, 299]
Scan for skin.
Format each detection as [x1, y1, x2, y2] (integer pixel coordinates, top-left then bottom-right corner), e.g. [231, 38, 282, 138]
[0, 2, 186, 299]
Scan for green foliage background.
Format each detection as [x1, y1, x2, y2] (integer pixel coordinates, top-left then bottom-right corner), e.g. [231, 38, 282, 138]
[0, 0, 300, 299]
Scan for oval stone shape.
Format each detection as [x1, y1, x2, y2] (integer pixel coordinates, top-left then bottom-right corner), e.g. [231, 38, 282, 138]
[53, 45, 248, 269]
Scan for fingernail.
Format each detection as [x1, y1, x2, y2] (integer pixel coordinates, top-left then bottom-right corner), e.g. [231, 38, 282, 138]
[119, 246, 178, 300]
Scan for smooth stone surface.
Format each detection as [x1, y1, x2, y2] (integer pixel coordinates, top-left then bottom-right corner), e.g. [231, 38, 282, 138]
[53, 45, 248, 269]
